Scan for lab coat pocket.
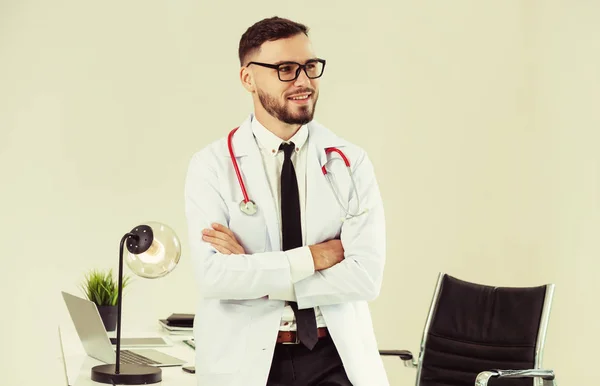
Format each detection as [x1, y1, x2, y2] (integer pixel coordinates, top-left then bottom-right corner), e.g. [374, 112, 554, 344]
[226, 201, 268, 253]
[195, 303, 252, 374]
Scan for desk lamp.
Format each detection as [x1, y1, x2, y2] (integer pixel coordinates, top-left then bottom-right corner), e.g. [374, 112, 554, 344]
[91, 221, 181, 385]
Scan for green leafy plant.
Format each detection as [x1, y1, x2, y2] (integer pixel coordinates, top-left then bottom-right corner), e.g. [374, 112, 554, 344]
[80, 268, 131, 307]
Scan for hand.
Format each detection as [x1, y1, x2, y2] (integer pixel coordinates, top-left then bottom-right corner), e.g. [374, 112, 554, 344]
[309, 239, 345, 271]
[202, 223, 246, 255]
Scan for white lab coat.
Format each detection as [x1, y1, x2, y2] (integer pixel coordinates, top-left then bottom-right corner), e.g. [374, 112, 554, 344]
[184, 114, 389, 386]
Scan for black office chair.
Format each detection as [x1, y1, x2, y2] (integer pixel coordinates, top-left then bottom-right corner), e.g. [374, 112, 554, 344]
[380, 273, 558, 386]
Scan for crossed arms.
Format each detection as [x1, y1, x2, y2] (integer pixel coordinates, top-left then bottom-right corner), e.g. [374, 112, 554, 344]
[202, 224, 344, 271]
[184, 148, 386, 309]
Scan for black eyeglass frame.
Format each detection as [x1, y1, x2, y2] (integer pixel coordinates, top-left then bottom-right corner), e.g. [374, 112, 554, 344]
[246, 58, 327, 82]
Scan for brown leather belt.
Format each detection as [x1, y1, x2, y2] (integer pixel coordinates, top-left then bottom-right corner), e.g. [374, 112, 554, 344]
[277, 327, 329, 344]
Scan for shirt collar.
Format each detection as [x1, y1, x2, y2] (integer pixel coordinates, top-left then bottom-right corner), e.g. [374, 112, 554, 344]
[252, 116, 309, 157]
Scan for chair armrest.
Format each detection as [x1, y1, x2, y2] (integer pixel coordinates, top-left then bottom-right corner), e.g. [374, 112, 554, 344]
[378, 350, 418, 368]
[476, 369, 556, 386]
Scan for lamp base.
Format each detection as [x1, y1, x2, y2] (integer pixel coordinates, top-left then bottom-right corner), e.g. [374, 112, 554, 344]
[91, 363, 162, 384]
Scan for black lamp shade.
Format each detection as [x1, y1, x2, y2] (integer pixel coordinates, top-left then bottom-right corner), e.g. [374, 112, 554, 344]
[125, 221, 181, 279]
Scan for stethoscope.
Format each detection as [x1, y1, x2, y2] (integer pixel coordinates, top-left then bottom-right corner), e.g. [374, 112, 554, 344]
[228, 127, 367, 219]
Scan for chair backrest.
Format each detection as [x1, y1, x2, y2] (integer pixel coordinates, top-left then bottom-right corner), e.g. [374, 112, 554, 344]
[415, 273, 554, 386]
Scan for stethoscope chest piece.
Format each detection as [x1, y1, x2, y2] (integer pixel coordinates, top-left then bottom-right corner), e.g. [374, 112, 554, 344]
[239, 200, 257, 215]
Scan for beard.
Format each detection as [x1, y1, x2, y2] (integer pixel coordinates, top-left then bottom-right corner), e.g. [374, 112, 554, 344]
[257, 88, 318, 125]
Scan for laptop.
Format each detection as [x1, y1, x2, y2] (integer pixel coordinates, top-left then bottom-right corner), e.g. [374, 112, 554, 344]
[62, 291, 186, 367]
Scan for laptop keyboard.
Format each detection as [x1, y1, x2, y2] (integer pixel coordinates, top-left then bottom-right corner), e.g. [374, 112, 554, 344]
[119, 350, 161, 365]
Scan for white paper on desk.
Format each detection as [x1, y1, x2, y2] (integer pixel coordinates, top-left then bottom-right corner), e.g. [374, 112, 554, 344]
[158, 319, 193, 334]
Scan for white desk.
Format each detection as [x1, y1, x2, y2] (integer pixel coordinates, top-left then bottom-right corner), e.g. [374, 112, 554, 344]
[60, 323, 197, 386]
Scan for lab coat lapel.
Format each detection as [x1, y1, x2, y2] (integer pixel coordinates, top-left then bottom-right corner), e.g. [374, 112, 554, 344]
[229, 116, 281, 251]
[305, 121, 347, 246]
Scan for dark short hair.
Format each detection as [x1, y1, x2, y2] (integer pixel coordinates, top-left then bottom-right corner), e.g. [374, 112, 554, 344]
[238, 16, 309, 66]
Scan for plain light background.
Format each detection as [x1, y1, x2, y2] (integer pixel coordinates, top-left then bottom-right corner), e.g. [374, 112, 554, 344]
[1, 0, 598, 384]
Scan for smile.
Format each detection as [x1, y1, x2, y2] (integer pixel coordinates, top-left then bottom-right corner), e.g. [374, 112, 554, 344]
[287, 93, 312, 103]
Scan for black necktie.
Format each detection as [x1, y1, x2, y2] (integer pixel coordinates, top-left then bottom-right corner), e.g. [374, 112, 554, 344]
[279, 142, 318, 350]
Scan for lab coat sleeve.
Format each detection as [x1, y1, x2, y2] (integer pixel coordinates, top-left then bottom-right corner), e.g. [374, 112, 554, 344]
[287, 246, 316, 282]
[184, 149, 295, 300]
[293, 150, 387, 309]
[269, 246, 315, 301]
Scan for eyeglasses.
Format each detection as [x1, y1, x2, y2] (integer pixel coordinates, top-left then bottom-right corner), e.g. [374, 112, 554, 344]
[247, 58, 326, 82]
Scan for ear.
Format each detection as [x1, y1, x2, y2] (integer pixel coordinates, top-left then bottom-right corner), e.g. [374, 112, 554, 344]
[240, 66, 255, 93]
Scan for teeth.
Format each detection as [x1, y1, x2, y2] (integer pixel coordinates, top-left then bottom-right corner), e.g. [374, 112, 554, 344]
[290, 95, 309, 100]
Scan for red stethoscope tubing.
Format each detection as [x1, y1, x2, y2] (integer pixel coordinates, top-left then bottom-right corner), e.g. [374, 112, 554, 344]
[227, 127, 251, 204]
[322, 147, 350, 174]
[227, 127, 351, 208]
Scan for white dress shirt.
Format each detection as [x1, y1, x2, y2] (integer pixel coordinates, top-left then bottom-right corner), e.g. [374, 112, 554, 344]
[251, 117, 326, 331]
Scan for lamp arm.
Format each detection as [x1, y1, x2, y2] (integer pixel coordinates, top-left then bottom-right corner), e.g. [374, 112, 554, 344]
[115, 232, 135, 374]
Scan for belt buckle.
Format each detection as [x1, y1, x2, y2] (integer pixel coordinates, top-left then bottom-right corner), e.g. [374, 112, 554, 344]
[282, 332, 300, 345]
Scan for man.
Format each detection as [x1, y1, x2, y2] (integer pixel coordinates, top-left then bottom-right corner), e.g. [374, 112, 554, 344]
[184, 16, 389, 386]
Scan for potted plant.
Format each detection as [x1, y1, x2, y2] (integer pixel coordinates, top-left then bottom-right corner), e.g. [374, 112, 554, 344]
[80, 268, 131, 332]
